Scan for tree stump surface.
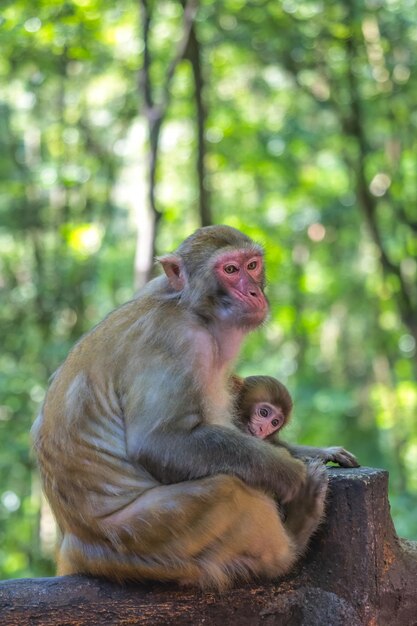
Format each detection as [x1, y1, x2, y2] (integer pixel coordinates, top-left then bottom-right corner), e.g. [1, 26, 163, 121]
[1, 467, 416, 626]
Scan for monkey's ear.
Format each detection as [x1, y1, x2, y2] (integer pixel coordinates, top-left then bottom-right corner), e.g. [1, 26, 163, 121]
[157, 255, 187, 291]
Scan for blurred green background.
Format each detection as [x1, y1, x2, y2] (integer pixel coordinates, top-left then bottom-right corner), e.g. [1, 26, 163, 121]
[1, 0, 417, 579]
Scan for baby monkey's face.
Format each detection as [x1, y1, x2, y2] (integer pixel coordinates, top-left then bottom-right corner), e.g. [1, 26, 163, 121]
[247, 402, 285, 439]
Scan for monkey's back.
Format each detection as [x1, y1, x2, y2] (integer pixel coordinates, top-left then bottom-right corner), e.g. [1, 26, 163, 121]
[31, 288, 181, 532]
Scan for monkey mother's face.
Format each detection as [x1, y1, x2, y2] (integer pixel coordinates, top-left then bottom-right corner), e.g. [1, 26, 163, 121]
[214, 249, 268, 327]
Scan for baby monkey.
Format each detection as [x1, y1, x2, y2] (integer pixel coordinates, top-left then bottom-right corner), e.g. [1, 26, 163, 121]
[234, 375, 292, 440]
[233, 375, 359, 468]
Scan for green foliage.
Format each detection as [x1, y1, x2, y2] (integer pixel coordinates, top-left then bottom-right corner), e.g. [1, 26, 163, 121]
[1, 0, 417, 579]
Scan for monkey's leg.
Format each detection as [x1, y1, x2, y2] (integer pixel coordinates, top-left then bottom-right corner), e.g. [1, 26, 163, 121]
[283, 460, 328, 555]
[58, 475, 298, 590]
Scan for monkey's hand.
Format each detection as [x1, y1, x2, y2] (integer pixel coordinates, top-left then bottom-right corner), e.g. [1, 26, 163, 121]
[285, 444, 359, 468]
[272, 453, 308, 504]
[321, 446, 359, 468]
[282, 459, 329, 527]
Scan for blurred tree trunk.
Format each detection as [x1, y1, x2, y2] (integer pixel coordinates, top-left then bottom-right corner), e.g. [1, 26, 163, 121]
[340, 1, 417, 356]
[135, 0, 199, 290]
[278, 2, 417, 365]
[185, 12, 212, 227]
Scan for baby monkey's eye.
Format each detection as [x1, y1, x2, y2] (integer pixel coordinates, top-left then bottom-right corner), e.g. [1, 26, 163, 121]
[224, 264, 238, 274]
[259, 407, 269, 418]
[271, 418, 280, 427]
[247, 261, 257, 270]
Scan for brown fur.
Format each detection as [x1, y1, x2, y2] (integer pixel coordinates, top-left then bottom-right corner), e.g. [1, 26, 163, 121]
[233, 375, 293, 434]
[32, 226, 328, 590]
[233, 374, 359, 466]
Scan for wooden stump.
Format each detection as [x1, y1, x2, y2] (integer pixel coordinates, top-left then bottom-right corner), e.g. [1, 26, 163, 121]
[1, 467, 416, 626]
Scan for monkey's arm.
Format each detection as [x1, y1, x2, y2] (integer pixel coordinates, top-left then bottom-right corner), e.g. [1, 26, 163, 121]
[229, 374, 245, 395]
[129, 421, 307, 504]
[282, 442, 359, 468]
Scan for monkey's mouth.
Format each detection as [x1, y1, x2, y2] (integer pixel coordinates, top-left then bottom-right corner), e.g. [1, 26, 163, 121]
[217, 301, 268, 329]
[229, 287, 268, 314]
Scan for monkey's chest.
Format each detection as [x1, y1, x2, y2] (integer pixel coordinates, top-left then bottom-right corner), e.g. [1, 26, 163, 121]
[202, 383, 233, 427]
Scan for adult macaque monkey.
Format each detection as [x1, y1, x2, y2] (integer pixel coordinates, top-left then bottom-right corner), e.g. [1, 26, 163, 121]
[32, 225, 328, 590]
[233, 375, 359, 467]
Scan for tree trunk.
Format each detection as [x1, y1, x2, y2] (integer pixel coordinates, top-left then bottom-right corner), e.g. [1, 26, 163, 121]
[135, 0, 199, 290]
[186, 20, 212, 227]
[1, 467, 416, 625]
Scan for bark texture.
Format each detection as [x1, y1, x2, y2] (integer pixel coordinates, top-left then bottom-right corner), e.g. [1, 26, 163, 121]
[1, 467, 416, 626]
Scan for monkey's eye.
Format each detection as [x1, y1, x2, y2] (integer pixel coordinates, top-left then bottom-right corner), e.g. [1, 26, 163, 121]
[271, 418, 280, 427]
[224, 264, 238, 274]
[259, 407, 269, 418]
[247, 261, 257, 270]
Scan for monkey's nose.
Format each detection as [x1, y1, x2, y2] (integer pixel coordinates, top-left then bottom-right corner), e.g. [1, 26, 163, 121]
[246, 287, 267, 310]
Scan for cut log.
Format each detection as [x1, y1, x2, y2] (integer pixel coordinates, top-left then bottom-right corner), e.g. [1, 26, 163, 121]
[0, 467, 416, 626]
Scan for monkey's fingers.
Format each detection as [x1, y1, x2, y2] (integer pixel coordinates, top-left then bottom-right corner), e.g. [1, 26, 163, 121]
[328, 447, 360, 468]
[339, 453, 360, 468]
[276, 458, 308, 504]
[305, 459, 329, 494]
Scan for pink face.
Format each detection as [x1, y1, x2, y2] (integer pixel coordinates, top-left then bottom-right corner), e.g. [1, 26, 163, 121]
[247, 402, 285, 439]
[215, 250, 268, 325]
